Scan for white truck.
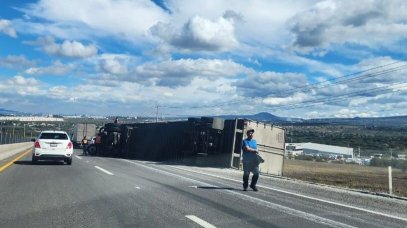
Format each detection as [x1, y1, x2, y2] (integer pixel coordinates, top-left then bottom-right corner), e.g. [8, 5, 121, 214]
[71, 123, 96, 148]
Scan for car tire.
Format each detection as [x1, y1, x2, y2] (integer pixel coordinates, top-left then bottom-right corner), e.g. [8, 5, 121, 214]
[66, 158, 72, 165]
[32, 155, 38, 164]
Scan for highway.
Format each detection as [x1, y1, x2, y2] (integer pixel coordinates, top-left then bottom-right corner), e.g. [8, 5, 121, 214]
[0, 149, 406, 228]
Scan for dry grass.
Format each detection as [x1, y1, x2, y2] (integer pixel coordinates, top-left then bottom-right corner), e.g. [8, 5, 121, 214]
[283, 159, 407, 197]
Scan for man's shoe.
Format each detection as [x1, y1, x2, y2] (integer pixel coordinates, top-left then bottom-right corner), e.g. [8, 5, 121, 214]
[243, 187, 247, 191]
[250, 185, 258, 191]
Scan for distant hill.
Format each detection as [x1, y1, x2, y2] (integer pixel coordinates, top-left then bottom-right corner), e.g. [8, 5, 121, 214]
[0, 108, 23, 115]
[301, 116, 407, 127]
[214, 112, 407, 127]
[216, 112, 281, 122]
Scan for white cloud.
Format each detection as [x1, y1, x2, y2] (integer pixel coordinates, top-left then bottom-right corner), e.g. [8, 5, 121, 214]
[27, 36, 97, 58]
[57, 40, 98, 58]
[334, 108, 378, 118]
[289, 0, 407, 53]
[151, 15, 238, 52]
[0, 19, 17, 37]
[0, 76, 44, 96]
[19, 0, 169, 43]
[97, 54, 131, 75]
[163, 0, 316, 47]
[234, 71, 308, 98]
[263, 93, 309, 106]
[0, 55, 35, 69]
[48, 86, 71, 99]
[2, 0, 406, 117]
[132, 58, 249, 87]
[25, 61, 74, 75]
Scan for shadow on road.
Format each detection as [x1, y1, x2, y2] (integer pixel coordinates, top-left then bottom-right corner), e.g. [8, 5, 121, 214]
[14, 161, 65, 166]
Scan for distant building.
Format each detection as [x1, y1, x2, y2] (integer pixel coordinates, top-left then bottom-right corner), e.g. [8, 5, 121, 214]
[0, 116, 64, 122]
[285, 143, 304, 156]
[285, 142, 353, 159]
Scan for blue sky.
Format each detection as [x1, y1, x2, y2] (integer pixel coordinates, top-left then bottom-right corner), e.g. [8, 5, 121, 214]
[0, 0, 406, 118]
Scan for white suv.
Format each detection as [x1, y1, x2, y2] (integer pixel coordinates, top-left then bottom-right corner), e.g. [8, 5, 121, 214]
[32, 131, 73, 165]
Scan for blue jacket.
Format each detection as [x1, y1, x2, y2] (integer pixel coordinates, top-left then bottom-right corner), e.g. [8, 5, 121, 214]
[242, 138, 257, 162]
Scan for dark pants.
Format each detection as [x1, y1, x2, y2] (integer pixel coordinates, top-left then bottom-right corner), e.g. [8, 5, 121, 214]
[243, 161, 259, 188]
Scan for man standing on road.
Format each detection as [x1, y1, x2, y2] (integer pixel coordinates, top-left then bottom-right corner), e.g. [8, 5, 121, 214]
[242, 128, 259, 191]
[81, 136, 89, 155]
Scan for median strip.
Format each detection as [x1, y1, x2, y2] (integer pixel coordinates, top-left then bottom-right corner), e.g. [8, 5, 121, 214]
[0, 149, 31, 173]
[94, 166, 114, 176]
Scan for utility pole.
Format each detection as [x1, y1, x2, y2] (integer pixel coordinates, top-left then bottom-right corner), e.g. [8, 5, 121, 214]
[390, 148, 393, 159]
[156, 105, 159, 123]
[358, 146, 360, 158]
[12, 124, 15, 144]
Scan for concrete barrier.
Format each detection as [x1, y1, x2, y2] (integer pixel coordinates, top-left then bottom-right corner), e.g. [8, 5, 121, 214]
[0, 142, 33, 161]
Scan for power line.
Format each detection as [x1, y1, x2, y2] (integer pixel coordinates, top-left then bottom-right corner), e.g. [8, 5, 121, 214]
[279, 83, 407, 111]
[160, 59, 407, 110]
[282, 59, 407, 94]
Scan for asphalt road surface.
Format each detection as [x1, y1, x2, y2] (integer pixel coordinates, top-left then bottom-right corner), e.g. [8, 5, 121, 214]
[0, 149, 406, 228]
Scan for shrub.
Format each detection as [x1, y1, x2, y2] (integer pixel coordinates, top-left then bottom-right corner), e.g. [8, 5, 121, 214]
[370, 158, 407, 172]
[296, 154, 314, 161]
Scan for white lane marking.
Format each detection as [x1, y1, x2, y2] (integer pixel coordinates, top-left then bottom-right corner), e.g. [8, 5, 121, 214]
[135, 186, 141, 189]
[75, 155, 82, 160]
[94, 166, 114, 176]
[122, 160, 355, 228]
[169, 165, 407, 223]
[186, 215, 217, 228]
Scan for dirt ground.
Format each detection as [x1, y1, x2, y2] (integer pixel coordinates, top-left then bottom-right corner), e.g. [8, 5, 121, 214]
[283, 159, 407, 197]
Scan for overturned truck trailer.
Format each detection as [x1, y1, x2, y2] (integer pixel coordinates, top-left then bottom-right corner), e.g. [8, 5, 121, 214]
[98, 117, 285, 176]
[224, 119, 286, 176]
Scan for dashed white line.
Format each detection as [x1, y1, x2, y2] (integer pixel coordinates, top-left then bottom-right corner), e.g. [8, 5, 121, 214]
[122, 160, 355, 228]
[75, 155, 82, 160]
[94, 166, 114, 176]
[169, 165, 407, 223]
[186, 215, 217, 228]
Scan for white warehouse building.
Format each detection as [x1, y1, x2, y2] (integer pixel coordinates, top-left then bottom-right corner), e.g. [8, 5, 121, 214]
[285, 142, 353, 159]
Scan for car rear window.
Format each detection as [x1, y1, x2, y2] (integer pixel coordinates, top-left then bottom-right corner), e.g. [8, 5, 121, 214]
[39, 133, 68, 140]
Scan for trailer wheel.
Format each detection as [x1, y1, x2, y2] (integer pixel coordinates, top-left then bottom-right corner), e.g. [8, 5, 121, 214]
[87, 145, 97, 156]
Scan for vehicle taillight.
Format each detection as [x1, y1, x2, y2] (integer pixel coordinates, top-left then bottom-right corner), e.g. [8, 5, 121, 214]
[67, 141, 73, 149]
[34, 141, 41, 148]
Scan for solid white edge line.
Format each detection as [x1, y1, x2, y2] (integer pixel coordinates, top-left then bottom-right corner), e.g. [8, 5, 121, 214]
[186, 215, 217, 228]
[122, 160, 355, 228]
[169, 165, 407, 222]
[75, 155, 82, 160]
[94, 166, 114, 176]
